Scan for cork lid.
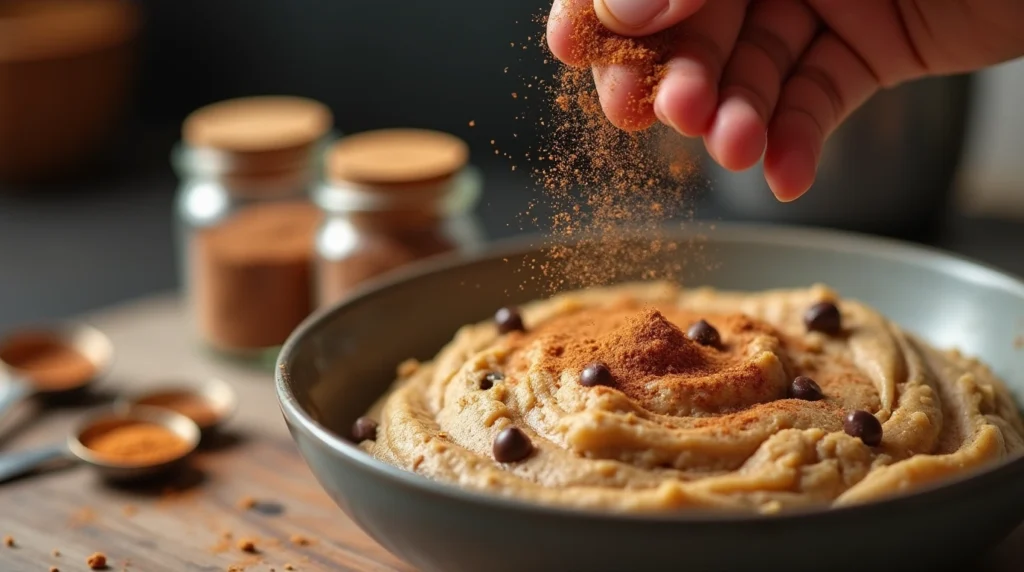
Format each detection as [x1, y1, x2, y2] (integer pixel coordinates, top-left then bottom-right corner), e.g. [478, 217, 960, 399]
[183, 96, 333, 154]
[0, 0, 139, 62]
[327, 129, 469, 186]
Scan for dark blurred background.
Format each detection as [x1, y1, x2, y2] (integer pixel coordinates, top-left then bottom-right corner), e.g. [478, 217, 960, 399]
[1, 0, 1023, 329]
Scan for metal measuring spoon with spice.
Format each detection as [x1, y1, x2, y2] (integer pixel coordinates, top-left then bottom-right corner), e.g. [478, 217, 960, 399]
[0, 324, 113, 427]
[0, 406, 200, 484]
[117, 377, 237, 436]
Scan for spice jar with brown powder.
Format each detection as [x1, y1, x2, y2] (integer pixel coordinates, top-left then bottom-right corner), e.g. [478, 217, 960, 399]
[173, 96, 334, 365]
[314, 128, 484, 308]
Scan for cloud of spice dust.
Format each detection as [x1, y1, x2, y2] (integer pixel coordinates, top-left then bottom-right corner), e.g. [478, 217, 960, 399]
[507, 3, 711, 294]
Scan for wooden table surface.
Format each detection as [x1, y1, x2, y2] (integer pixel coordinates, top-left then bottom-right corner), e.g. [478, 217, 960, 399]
[0, 294, 1021, 572]
[0, 295, 413, 572]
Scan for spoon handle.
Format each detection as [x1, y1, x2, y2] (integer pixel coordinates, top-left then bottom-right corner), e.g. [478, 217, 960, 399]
[0, 378, 32, 423]
[0, 444, 72, 484]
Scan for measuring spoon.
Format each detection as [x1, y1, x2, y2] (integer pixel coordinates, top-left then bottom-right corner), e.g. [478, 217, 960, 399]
[0, 323, 114, 424]
[117, 376, 238, 435]
[0, 405, 200, 484]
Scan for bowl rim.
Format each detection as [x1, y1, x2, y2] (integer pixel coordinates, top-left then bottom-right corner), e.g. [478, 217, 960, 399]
[276, 221, 1024, 523]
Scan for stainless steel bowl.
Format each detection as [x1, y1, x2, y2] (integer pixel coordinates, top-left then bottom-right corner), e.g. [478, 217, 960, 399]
[276, 223, 1024, 572]
[703, 75, 974, 239]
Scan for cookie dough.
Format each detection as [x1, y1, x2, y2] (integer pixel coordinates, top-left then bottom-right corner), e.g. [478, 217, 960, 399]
[362, 283, 1024, 513]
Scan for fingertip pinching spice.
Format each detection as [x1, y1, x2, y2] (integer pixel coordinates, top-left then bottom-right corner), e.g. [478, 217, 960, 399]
[514, 4, 708, 292]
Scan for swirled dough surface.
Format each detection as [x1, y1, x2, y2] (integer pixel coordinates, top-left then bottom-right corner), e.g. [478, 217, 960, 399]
[362, 283, 1024, 513]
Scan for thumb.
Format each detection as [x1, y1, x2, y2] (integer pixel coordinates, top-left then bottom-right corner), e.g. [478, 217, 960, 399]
[594, 0, 706, 37]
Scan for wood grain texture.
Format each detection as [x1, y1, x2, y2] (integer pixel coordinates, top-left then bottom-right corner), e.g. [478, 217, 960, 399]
[0, 294, 1020, 572]
[0, 295, 412, 572]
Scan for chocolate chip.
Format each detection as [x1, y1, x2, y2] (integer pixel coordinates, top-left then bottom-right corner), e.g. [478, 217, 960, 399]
[495, 307, 526, 334]
[580, 362, 613, 387]
[843, 410, 883, 446]
[481, 371, 504, 390]
[804, 302, 842, 335]
[352, 417, 378, 442]
[492, 427, 533, 463]
[789, 376, 824, 401]
[686, 319, 721, 347]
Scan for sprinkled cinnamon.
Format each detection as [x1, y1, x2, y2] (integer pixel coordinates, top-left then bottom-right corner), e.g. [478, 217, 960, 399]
[507, 303, 815, 418]
[513, 4, 706, 291]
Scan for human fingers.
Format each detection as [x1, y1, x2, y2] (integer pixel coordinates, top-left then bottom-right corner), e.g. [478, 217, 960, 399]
[651, 0, 747, 138]
[593, 0, 707, 37]
[548, 0, 593, 66]
[704, 0, 818, 171]
[764, 33, 881, 201]
[592, 65, 659, 131]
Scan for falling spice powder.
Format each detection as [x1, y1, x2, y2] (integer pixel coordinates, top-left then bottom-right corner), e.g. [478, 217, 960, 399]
[519, 3, 706, 291]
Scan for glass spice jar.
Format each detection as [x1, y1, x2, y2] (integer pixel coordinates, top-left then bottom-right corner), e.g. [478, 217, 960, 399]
[172, 95, 334, 367]
[314, 128, 485, 308]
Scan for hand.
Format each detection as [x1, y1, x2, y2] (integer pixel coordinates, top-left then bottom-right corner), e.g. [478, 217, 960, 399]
[547, 0, 1024, 201]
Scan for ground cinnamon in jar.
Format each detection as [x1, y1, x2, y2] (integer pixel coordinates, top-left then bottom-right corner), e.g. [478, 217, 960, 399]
[178, 96, 333, 355]
[314, 128, 482, 307]
[80, 421, 190, 466]
[192, 202, 321, 350]
[0, 331, 96, 391]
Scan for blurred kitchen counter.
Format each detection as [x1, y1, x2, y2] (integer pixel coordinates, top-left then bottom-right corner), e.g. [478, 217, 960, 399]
[0, 128, 1022, 329]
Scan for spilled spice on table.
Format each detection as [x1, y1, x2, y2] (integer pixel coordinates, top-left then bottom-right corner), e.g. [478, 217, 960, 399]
[86, 551, 107, 569]
[510, 4, 709, 291]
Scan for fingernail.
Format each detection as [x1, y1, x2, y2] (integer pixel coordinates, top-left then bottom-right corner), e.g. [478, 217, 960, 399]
[770, 145, 815, 202]
[599, 0, 670, 28]
[653, 96, 672, 129]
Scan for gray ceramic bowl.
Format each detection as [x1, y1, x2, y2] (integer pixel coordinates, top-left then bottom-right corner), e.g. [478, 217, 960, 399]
[276, 224, 1024, 572]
